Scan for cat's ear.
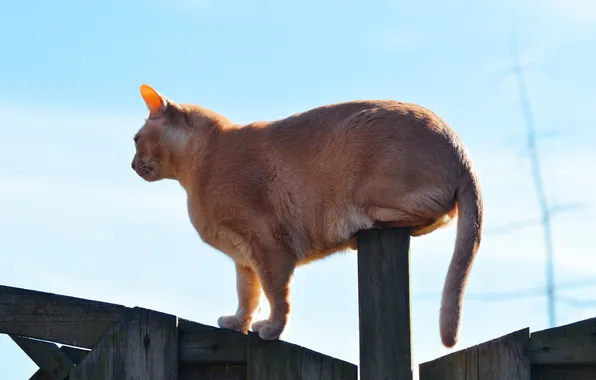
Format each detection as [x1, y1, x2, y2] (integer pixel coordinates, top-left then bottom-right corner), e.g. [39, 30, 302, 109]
[140, 84, 168, 115]
[140, 84, 189, 126]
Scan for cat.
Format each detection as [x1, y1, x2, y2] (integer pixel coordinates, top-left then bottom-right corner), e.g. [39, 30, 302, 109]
[131, 83, 483, 348]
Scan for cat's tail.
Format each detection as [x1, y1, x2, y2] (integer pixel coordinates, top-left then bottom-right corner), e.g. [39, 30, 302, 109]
[439, 161, 483, 348]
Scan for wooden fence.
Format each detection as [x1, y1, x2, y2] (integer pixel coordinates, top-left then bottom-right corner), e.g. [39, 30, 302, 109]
[419, 317, 596, 380]
[359, 229, 596, 380]
[0, 284, 357, 379]
[1, 227, 594, 379]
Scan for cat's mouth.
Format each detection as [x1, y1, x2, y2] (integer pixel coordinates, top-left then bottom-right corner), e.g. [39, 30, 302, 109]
[134, 162, 159, 182]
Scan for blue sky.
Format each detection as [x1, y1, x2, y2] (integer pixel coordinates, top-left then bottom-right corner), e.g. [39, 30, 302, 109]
[1, 0, 595, 377]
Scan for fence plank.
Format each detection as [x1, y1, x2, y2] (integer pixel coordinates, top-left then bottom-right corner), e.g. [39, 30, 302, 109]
[69, 307, 178, 380]
[58, 345, 90, 364]
[179, 364, 247, 380]
[247, 331, 357, 380]
[27, 344, 90, 380]
[531, 365, 596, 380]
[178, 318, 247, 364]
[11, 335, 74, 380]
[356, 228, 412, 380]
[419, 328, 531, 380]
[0, 285, 128, 348]
[529, 317, 596, 365]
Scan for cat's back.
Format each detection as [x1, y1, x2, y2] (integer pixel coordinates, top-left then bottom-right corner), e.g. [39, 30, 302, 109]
[254, 99, 455, 161]
[263, 99, 451, 140]
[269, 99, 406, 129]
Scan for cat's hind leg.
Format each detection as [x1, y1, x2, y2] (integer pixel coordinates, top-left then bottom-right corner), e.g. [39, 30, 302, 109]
[218, 263, 262, 334]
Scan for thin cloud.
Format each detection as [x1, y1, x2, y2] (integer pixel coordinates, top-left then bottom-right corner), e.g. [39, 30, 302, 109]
[542, 0, 596, 23]
[491, 0, 596, 30]
[0, 176, 188, 226]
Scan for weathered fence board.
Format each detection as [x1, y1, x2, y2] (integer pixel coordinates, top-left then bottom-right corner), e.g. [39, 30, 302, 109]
[419, 328, 531, 380]
[11, 335, 74, 380]
[69, 308, 178, 380]
[247, 331, 357, 380]
[0, 285, 128, 348]
[178, 318, 247, 364]
[179, 364, 247, 380]
[529, 317, 596, 365]
[57, 345, 90, 364]
[26, 344, 89, 380]
[531, 365, 596, 380]
[357, 227, 413, 380]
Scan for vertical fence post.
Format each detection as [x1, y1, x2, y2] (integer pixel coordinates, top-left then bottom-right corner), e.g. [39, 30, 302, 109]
[69, 307, 179, 380]
[357, 227, 413, 380]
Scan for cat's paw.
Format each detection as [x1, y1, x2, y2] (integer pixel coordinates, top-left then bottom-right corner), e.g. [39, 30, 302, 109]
[217, 315, 249, 333]
[251, 319, 269, 333]
[251, 319, 284, 340]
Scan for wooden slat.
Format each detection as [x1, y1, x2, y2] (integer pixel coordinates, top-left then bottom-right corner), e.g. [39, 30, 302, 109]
[69, 307, 178, 380]
[247, 331, 357, 380]
[27, 344, 90, 380]
[356, 228, 413, 380]
[10, 335, 74, 380]
[28, 370, 53, 380]
[419, 328, 531, 380]
[179, 364, 247, 380]
[178, 318, 247, 364]
[529, 317, 596, 365]
[0, 285, 128, 348]
[531, 365, 596, 380]
[58, 345, 90, 364]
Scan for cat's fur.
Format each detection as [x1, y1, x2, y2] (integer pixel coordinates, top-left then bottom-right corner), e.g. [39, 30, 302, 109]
[131, 84, 483, 348]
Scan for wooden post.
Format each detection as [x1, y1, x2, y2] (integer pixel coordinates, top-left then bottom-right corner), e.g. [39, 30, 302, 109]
[69, 307, 179, 380]
[357, 228, 413, 380]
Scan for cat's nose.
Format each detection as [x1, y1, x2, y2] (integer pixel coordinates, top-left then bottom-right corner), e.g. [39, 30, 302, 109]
[131, 161, 137, 170]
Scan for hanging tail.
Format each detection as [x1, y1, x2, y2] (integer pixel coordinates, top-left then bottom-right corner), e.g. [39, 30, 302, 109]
[439, 162, 483, 348]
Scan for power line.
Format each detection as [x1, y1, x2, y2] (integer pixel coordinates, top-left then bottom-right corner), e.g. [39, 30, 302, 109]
[414, 278, 596, 303]
[558, 295, 596, 308]
[483, 202, 585, 236]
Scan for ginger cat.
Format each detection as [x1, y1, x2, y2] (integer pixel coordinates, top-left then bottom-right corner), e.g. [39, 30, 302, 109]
[131, 84, 482, 348]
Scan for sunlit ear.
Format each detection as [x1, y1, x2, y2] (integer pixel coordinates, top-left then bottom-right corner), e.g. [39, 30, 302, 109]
[140, 84, 167, 115]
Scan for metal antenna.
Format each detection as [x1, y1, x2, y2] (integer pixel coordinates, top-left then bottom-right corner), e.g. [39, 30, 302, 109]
[509, 37, 557, 327]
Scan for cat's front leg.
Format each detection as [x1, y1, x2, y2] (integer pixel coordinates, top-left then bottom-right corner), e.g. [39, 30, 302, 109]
[218, 263, 262, 334]
[251, 253, 296, 341]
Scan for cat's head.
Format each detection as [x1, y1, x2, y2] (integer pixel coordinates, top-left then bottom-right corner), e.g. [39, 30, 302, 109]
[131, 84, 192, 182]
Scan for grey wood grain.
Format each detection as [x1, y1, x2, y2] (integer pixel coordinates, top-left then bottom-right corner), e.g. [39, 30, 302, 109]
[531, 365, 596, 380]
[418, 328, 531, 380]
[28, 371, 52, 380]
[69, 307, 178, 380]
[0, 285, 128, 348]
[247, 331, 357, 380]
[26, 343, 90, 380]
[179, 364, 247, 380]
[178, 318, 247, 364]
[356, 228, 413, 380]
[10, 335, 74, 380]
[58, 345, 90, 364]
[529, 317, 596, 365]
